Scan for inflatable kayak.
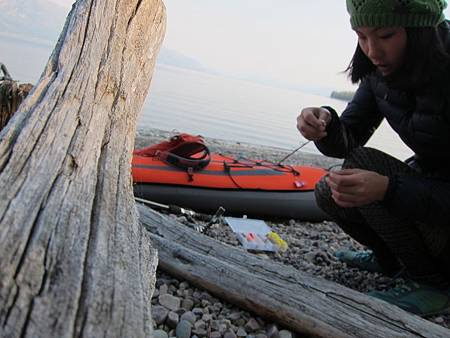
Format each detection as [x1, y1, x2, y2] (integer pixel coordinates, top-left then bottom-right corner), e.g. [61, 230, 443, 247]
[132, 134, 329, 221]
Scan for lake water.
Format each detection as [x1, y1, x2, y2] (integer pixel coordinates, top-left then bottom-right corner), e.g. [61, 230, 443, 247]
[1, 36, 413, 160]
[140, 65, 413, 160]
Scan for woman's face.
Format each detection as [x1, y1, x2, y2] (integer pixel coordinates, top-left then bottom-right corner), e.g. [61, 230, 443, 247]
[355, 26, 407, 76]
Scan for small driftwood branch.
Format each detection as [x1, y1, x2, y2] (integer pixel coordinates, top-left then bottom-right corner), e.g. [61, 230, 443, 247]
[0, 76, 33, 131]
[0, 63, 13, 81]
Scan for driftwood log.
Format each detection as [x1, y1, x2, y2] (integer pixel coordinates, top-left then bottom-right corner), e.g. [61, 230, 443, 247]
[0, 1, 166, 337]
[138, 204, 450, 338]
[0, 64, 33, 131]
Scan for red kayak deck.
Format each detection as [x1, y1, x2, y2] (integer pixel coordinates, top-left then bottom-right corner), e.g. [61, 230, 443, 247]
[132, 153, 326, 191]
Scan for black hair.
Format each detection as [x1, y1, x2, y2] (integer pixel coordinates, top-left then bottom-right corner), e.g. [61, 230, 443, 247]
[346, 21, 450, 89]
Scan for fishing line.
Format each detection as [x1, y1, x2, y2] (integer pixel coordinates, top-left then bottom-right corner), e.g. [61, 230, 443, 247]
[277, 140, 312, 165]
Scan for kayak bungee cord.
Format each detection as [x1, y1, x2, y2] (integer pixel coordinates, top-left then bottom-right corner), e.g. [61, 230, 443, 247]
[223, 161, 244, 189]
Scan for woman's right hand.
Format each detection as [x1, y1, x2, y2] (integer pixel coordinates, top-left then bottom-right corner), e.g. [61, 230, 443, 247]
[296, 107, 331, 141]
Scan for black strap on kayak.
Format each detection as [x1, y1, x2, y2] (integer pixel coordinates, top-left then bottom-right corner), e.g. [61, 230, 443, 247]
[157, 144, 211, 181]
[135, 133, 212, 180]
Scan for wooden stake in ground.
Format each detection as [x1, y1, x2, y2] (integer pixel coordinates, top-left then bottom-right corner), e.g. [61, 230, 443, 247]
[0, 1, 166, 337]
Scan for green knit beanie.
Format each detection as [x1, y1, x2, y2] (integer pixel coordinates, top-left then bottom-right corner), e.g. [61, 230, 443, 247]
[347, 0, 447, 28]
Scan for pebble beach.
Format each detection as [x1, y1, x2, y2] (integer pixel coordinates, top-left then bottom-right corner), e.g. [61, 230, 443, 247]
[135, 128, 450, 337]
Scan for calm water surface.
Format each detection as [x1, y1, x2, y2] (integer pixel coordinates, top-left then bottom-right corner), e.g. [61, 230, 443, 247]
[140, 65, 413, 160]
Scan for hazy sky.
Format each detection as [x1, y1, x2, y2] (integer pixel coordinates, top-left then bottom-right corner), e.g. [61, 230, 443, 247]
[163, 0, 357, 91]
[52, 0, 74, 6]
[54, 0, 450, 92]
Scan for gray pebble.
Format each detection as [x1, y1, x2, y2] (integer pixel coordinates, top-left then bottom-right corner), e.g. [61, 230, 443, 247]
[279, 330, 293, 338]
[152, 305, 169, 325]
[159, 284, 169, 295]
[434, 316, 445, 324]
[192, 328, 208, 337]
[199, 291, 211, 301]
[153, 329, 169, 338]
[183, 288, 194, 297]
[228, 312, 241, 320]
[224, 331, 238, 338]
[180, 311, 196, 325]
[266, 323, 279, 338]
[179, 281, 190, 290]
[159, 294, 181, 311]
[181, 298, 194, 311]
[194, 320, 206, 330]
[236, 327, 247, 337]
[202, 313, 213, 322]
[219, 323, 228, 334]
[166, 311, 179, 329]
[192, 307, 204, 317]
[245, 317, 261, 331]
[175, 320, 192, 338]
[210, 320, 220, 331]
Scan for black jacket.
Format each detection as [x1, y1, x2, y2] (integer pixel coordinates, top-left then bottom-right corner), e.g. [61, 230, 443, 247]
[315, 24, 450, 226]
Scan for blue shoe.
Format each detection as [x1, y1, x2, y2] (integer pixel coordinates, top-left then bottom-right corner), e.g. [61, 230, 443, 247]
[334, 249, 384, 273]
[369, 280, 450, 317]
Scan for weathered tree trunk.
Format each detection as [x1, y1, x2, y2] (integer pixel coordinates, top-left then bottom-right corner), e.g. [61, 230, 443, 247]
[0, 1, 166, 337]
[139, 204, 450, 338]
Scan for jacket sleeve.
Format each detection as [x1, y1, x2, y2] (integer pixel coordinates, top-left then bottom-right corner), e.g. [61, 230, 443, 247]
[314, 77, 384, 158]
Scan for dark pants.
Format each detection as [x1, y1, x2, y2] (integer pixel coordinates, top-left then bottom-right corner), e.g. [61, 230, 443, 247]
[315, 147, 450, 286]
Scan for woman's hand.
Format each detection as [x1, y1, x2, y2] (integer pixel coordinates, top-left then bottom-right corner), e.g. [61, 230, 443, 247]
[297, 107, 331, 141]
[326, 169, 389, 208]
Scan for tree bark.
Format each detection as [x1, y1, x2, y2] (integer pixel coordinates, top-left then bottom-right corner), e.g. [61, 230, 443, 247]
[139, 204, 450, 338]
[0, 1, 166, 337]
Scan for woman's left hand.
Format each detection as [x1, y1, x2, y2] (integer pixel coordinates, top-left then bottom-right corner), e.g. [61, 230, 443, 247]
[326, 169, 389, 208]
